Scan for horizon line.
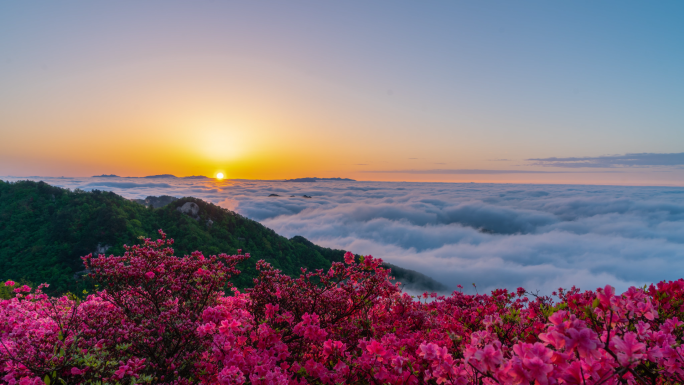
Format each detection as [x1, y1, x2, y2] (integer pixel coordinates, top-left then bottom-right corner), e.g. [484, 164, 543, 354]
[3, 175, 684, 189]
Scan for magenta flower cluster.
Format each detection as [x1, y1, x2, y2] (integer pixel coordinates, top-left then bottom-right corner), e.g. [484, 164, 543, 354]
[2, 230, 684, 384]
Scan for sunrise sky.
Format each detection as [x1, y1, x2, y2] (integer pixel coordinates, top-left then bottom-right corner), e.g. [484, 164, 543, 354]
[1, 1, 683, 185]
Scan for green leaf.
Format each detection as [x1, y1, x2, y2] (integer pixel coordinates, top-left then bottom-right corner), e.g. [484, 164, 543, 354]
[44, 375, 51, 385]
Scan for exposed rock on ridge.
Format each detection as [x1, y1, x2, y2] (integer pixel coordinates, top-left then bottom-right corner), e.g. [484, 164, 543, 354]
[177, 202, 200, 220]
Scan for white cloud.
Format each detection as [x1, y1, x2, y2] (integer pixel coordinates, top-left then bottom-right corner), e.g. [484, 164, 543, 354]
[5, 176, 684, 295]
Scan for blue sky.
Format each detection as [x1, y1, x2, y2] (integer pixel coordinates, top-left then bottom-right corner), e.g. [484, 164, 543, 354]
[1, 1, 683, 184]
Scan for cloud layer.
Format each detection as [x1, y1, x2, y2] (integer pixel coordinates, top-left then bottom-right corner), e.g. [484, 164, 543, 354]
[5, 175, 684, 295]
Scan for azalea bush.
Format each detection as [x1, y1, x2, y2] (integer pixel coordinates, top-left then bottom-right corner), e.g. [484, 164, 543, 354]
[2, 231, 684, 384]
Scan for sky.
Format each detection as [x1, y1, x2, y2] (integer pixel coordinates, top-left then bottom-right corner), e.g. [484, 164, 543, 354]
[1, 1, 683, 185]
[6, 176, 684, 294]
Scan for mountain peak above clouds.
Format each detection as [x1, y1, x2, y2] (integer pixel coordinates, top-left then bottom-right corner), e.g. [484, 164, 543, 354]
[91, 174, 210, 179]
[143, 174, 178, 179]
[284, 177, 356, 182]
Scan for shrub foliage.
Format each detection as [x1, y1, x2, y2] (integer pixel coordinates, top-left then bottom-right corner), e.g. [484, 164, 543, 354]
[0, 180, 341, 292]
[0, 180, 442, 294]
[2, 231, 684, 384]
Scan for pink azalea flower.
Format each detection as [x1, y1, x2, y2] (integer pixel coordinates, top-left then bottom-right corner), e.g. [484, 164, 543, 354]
[323, 339, 346, 357]
[418, 342, 441, 361]
[564, 327, 599, 358]
[596, 285, 615, 309]
[613, 332, 646, 367]
[343, 251, 355, 264]
[478, 344, 503, 372]
[636, 301, 658, 320]
[265, 303, 279, 319]
[218, 366, 245, 385]
[561, 361, 585, 385]
[8, 227, 684, 385]
[367, 340, 388, 359]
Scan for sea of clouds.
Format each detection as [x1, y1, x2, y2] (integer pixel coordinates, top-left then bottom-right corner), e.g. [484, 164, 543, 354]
[5, 175, 684, 295]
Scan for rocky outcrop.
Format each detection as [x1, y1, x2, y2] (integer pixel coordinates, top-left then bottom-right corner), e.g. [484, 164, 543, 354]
[74, 243, 109, 280]
[132, 195, 178, 208]
[95, 243, 111, 255]
[177, 202, 200, 220]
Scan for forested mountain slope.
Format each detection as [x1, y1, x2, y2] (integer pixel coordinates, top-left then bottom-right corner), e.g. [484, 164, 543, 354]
[0, 180, 446, 293]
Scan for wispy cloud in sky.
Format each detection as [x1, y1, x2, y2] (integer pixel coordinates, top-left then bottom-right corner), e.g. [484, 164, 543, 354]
[362, 169, 572, 174]
[529, 152, 684, 168]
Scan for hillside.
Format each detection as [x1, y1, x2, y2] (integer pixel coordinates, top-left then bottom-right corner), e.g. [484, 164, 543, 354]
[0, 180, 446, 293]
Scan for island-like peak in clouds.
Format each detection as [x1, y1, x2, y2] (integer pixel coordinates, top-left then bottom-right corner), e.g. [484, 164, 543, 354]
[284, 177, 356, 182]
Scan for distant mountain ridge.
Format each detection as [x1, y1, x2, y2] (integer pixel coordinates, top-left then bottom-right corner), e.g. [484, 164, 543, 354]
[0, 180, 445, 294]
[92, 174, 210, 179]
[284, 177, 356, 182]
[91, 175, 354, 182]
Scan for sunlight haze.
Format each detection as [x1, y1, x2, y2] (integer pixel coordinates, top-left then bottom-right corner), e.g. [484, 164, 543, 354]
[1, 1, 683, 185]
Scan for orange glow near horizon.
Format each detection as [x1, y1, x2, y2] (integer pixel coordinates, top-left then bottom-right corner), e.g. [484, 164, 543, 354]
[1, 57, 682, 187]
[1, 4, 683, 188]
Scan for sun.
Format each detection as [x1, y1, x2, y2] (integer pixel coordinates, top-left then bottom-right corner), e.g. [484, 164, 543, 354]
[216, 172, 224, 180]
